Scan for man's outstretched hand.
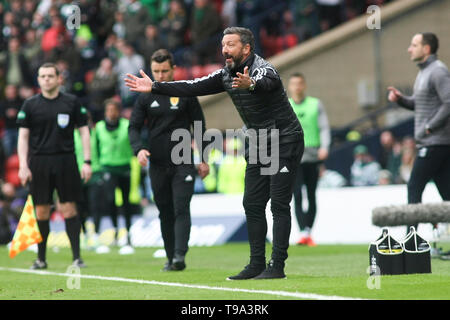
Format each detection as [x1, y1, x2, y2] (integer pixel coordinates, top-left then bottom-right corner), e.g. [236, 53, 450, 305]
[125, 69, 153, 93]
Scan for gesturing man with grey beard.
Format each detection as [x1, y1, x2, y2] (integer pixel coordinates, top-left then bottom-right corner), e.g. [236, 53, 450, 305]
[125, 27, 304, 280]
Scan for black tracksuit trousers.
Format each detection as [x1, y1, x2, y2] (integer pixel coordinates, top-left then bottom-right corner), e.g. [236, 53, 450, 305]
[243, 141, 304, 269]
[407, 145, 450, 231]
[150, 163, 196, 263]
[293, 161, 320, 231]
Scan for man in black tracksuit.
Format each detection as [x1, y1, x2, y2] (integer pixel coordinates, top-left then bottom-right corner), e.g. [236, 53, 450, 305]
[125, 27, 304, 279]
[128, 49, 209, 271]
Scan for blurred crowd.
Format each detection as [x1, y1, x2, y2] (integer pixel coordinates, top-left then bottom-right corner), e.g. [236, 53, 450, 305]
[349, 131, 417, 187]
[0, 0, 400, 244]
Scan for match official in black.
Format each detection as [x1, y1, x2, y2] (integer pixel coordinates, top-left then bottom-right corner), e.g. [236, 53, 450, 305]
[128, 49, 209, 271]
[17, 63, 92, 269]
[125, 27, 304, 280]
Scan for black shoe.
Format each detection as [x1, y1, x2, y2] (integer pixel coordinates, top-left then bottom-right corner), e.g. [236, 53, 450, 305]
[440, 254, 450, 261]
[253, 260, 286, 280]
[72, 258, 87, 268]
[162, 261, 173, 272]
[30, 259, 47, 270]
[227, 264, 266, 280]
[171, 254, 186, 271]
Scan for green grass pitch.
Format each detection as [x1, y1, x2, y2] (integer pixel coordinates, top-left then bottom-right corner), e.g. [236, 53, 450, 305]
[0, 243, 449, 300]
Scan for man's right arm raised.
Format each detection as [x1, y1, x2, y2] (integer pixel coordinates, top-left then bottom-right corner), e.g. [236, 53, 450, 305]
[125, 69, 225, 97]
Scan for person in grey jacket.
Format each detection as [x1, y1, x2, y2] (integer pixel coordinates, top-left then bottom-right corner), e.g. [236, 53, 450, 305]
[388, 32, 450, 232]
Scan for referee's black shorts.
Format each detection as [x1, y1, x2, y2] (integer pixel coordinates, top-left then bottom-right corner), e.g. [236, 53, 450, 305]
[29, 153, 83, 205]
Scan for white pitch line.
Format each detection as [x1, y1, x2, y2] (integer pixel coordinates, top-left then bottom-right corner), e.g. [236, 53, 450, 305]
[0, 267, 365, 300]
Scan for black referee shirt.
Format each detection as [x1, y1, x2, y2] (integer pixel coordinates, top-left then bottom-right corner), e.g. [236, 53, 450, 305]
[128, 92, 206, 167]
[16, 92, 88, 155]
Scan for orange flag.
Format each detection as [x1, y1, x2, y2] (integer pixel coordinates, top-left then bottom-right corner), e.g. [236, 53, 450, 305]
[9, 195, 42, 258]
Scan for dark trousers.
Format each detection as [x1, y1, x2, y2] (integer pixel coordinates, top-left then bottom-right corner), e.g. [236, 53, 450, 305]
[243, 141, 303, 268]
[150, 163, 195, 262]
[293, 161, 320, 231]
[407, 145, 450, 230]
[103, 171, 132, 240]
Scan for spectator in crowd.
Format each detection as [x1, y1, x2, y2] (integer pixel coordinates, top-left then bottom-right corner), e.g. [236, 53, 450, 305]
[103, 33, 122, 63]
[235, 0, 264, 56]
[9, 0, 27, 26]
[288, 0, 321, 42]
[112, 10, 126, 40]
[88, 57, 119, 122]
[378, 169, 392, 185]
[41, 14, 71, 58]
[378, 130, 402, 184]
[23, 0, 38, 28]
[122, 0, 152, 47]
[1, 11, 19, 46]
[190, 0, 222, 65]
[18, 85, 35, 102]
[73, 27, 99, 75]
[0, 182, 24, 245]
[115, 40, 145, 107]
[30, 11, 48, 38]
[138, 25, 162, 67]
[343, 0, 366, 20]
[22, 28, 43, 79]
[316, 0, 344, 31]
[0, 37, 34, 87]
[317, 164, 347, 188]
[221, 0, 237, 27]
[350, 144, 382, 186]
[55, 59, 74, 93]
[398, 142, 416, 184]
[95, 0, 117, 46]
[159, 0, 187, 52]
[260, 1, 285, 38]
[0, 84, 23, 157]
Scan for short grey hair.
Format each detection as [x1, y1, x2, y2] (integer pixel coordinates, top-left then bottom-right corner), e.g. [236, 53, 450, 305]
[223, 27, 255, 53]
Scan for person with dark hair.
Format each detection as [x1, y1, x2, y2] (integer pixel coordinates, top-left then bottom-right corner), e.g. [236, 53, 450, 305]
[128, 49, 209, 271]
[0, 84, 23, 157]
[190, 0, 222, 65]
[0, 37, 34, 87]
[93, 98, 135, 254]
[388, 32, 450, 233]
[17, 62, 92, 269]
[125, 27, 304, 280]
[87, 57, 119, 123]
[288, 72, 330, 247]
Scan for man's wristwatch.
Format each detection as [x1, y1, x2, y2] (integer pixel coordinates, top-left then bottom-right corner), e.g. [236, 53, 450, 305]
[248, 78, 256, 91]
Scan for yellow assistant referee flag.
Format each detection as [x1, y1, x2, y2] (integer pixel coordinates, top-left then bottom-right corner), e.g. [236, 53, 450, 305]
[9, 195, 42, 258]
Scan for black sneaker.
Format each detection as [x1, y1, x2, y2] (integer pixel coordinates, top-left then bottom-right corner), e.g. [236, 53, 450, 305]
[162, 261, 173, 272]
[253, 260, 286, 280]
[227, 264, 266, 280]
[30, 259, 47, 270]
[72, 258, 87, 268]
[171, 254, 186, 271]
[440, 254, 450, 261]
